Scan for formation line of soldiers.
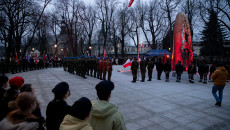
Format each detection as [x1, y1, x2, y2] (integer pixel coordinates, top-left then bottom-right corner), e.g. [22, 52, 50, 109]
[63, 56, 113, 81]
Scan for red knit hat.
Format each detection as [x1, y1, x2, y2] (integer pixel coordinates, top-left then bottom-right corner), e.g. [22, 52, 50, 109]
[9, 76, 24, 87]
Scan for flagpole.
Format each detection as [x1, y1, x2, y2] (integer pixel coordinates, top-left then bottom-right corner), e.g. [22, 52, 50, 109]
[137, 0, 140, 81]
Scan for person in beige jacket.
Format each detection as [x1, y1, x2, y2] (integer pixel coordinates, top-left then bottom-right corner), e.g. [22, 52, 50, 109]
[211, 63, 228, 106]
[60, 97, 92, 130]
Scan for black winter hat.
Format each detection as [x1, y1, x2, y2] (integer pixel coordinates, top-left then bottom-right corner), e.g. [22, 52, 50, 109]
[52, 82, 69, 95]
[69, 97, 92, 120]
[95, 80, 114, 93]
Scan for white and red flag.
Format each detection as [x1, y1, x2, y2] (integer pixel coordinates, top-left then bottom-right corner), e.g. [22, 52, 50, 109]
[128, 0, 134, 7]
[123, 59, 132, 68]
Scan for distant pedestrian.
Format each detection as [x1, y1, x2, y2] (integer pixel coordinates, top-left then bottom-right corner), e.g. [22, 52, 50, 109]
[147, 58, 154, 81]
[89, 81, 126, 130]
[211, 63, 228, 106]
[60, 97, 93, 130]
[140, 57, 147, 82]
[46, 82, 71, 130]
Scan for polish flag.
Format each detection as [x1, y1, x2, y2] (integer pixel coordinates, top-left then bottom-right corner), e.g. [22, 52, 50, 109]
[128, 0, 134, 7]
[123, 59, 131, 68]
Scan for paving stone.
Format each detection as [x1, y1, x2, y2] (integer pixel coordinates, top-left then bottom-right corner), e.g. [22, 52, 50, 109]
[5, 66, 230, 130]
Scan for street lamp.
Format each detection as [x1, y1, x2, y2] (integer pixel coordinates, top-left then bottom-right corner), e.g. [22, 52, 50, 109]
[61, 48, 63, 51]
[169, 47, 171, 51]
[32, 48, 34, 51]
[54, 44, 57, 48]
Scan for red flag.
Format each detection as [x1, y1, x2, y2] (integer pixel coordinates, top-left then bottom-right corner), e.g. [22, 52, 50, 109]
[43, 54, 46, 62]
[16, 53, 19, 64]
[104, 47, 107, 58]
[35, 54, 38, 64]
[54, 51, 57, 61]
[123, 59, 131, 68]
[128, 0, 134, 7]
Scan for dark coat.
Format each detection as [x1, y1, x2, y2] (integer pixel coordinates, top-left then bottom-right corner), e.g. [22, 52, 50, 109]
[156, 61, 164, 72]
[198, 64, 204, 74]
[210, 65, 216, 74]
[131, 60, 138, 71]
[188, 64, 197, 74]
[46, 100, 71, 130]
[140, 60, 146, 70]
[203, 64, 209, 73]
[163, 62, 171, 72]
[147, 61, 154, 70]
[175, 63, 183, 73]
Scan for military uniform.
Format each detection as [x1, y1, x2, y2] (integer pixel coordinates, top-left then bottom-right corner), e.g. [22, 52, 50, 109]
[102, 58, 107, 80]
[163, 60, 171, 82]
[131, 58, 138, 83]
[156, 59, 163, 80]
[175, 61, 183, 82]
[107, 58, 112, 81]
[188, 63, 196, 83]
[147, 59, 154, 81]
[140, 57, 147, 82]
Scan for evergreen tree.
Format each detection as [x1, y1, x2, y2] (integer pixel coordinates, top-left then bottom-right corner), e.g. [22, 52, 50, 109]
[200, 10, 226, 56]
[162, 30, 173, 51]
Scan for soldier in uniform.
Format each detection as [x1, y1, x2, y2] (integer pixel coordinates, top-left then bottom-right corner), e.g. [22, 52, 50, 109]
[102, 57, 107, 80]
[147, 58, 154, 81]
[198, 61, 204, 82]
[82, 56, 87, 79]
[175, 61, 183, 82]
[163, 59, 171, 82]
[140, 57, 147, 82]
[188, 62, 196, 83]
[131, 57, 138, 83]
[11, 58, 16, 74]
[93, 56, 97, 78]
[97, 58, 100, 79]
[99, 57, 103, 80]
[107, 57, 113, 81]
[156, 58, 163, 80]
[203, 61, 209, 84]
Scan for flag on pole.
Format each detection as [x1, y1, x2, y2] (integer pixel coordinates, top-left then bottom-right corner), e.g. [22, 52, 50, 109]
[123, 59, 132, 68]
[104, 47, 107, 58]
[43, 54, 46, 62]
[128, 0, 134, 7]
[16, 53, 19, 64]
[34, 54, 38, 64]
[54, 51, 57, 61]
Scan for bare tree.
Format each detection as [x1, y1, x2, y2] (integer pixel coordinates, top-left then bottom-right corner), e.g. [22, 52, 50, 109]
[79, 5, 97, 56]
[96, 0, 118, 52]
[160, 0, 182, 51]
[141, 0, 166, 49]
[117, 3, 132, 56]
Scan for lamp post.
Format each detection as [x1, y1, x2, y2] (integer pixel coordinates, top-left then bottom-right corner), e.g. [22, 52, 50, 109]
[89, 46, 92, 56]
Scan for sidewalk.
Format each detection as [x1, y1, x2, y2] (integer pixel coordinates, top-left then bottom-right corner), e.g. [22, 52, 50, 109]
[5, 65, 230, 130]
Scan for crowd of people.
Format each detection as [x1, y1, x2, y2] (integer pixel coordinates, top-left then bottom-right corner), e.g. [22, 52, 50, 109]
[63, 56, 113, 81]
[0, 57, 63, 76]
[130, 56, 230, 84]
[0, 76, 126, 130]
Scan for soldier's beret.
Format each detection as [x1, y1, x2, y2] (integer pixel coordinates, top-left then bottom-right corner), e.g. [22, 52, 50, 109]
[9, 76, 24, 88]
[52, 82, 69, 96]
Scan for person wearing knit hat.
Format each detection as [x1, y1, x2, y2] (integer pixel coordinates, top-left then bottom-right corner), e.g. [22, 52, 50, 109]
[0, 76, 24, 121]
[60, 97, 93, 130]
[89, 81, 126, 130]
[46, 82, 71, 130]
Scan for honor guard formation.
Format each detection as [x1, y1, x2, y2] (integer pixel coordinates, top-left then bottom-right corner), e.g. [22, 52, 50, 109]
[63, 56, 113, 81]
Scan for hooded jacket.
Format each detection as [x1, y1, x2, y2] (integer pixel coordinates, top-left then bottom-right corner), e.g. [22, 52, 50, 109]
[60, 114, 92, 130]
[89, 100, 126, 130]
[211, 67, 228, 87]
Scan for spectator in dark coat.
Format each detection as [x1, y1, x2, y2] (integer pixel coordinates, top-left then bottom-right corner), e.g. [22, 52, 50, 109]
[0, 75, 8, 100]
[156, 58, 164, 80]
[46, 82, 71, 130]
[188, 62, 197, 83]
[209, 63, 216, 81]
[147, 58, 154, 81]
[203, 61, 209, 84]
[0, 76, 24, 121]
[198, 61, 205, 82]
[163, 59, 171, 82]
[175, 61, 183, 82]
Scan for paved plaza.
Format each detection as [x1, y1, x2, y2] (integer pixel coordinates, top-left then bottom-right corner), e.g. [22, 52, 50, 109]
[5, 65, 230, 130]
